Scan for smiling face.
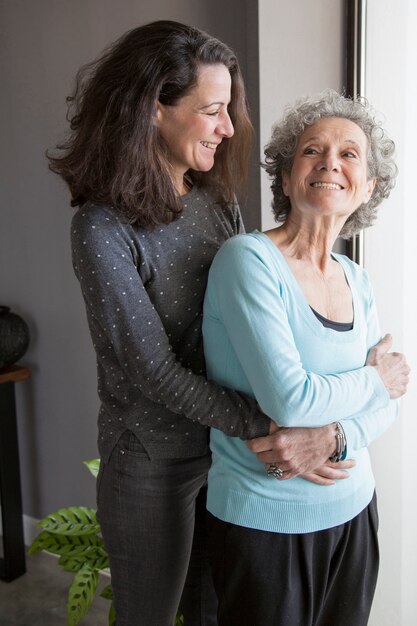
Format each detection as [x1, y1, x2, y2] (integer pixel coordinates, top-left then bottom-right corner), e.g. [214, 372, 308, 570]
[156, 63, 234, 194]
[282, 117, 376, 222]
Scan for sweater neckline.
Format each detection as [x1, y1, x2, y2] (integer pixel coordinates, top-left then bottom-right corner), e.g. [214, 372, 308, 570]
[180, 183, 201, 203]
[251, 231, 358, 337]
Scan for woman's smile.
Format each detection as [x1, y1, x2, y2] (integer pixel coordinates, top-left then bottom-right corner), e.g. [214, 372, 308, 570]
[310, 181, 344, 190]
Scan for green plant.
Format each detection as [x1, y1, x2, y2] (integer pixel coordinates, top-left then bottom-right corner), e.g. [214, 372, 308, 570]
[29, 459, 184, 626]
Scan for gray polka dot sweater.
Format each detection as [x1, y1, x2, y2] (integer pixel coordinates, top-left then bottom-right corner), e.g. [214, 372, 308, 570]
[71, 185, 270, 461]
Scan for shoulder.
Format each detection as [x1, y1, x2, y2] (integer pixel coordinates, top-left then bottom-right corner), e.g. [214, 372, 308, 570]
[332, 252, 373, 294]
[188, 186, 241, 219]
[70, 203, 139, 259]
[71, 204, 122, 247]
[216, 231, 270, 255]
[208, 233, 282, 293]
[71, 203, 121, 233]
[71, 203, 139, 241]
[212, 231, 278, 269]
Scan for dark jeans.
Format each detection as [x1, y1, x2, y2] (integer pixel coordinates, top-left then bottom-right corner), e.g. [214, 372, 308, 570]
[97, 431, 218, 626]
[208, 492, 379, 626]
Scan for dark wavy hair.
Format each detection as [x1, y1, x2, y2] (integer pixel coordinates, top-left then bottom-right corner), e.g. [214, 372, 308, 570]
[48, 20, 253, 228]
[262, 89, 397, 239]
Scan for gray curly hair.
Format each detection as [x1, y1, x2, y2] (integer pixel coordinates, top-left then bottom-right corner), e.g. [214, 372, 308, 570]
[262, 89, 397, 239]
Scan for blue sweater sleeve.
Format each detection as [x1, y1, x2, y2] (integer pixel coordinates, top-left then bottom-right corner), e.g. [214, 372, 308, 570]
[340, 269, 399, 449]
[204, 235, 389, 427]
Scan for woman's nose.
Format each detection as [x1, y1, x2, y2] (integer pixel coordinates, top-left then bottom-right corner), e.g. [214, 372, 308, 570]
[217, 111, 234, 138]
[317, 151, 341, 171]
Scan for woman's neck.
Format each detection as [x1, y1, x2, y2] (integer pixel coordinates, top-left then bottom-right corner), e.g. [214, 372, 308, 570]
[264, 216, 354, 322]
[265, 216, 342, 274]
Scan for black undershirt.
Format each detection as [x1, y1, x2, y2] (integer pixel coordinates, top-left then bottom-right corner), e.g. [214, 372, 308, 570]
[311, 307, 353, 332]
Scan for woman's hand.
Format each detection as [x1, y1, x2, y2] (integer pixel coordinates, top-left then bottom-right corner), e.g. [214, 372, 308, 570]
[264, 457, 356, 484]
[298, 459, 356, 485]
[265, 458, 356, 485]
[249, 424, 337, 478]
[367, 334, 410, 399]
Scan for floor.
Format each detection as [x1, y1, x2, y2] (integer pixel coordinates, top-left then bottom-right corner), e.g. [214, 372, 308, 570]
[0, 550, 109, 626]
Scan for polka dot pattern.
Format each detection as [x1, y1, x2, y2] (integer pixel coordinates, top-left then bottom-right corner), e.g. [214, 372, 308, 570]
[71, 186, 269, 462]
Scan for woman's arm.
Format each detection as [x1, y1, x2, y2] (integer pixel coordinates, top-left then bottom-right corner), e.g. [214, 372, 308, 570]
[249, 399, 399, 481]
[298, 395, 400, 485]
[203, 235, 393, 427]
[71, 207, 270, 439]
[204, 235, 409, 429]
[338, 272, 403, 451]
[246, 268, 404, 478]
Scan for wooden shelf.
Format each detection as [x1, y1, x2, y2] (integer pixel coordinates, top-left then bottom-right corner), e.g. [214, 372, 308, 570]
[0, 365, 30, 385]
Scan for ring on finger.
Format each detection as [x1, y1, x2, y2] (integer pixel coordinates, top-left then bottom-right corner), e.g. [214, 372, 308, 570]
[266, 464, 285, 478]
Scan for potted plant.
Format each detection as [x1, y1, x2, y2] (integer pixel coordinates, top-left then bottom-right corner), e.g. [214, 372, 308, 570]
[29, 459, 184, 626]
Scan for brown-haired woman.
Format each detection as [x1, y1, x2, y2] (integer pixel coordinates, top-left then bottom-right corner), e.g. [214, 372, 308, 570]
[48, 20, 273, 626]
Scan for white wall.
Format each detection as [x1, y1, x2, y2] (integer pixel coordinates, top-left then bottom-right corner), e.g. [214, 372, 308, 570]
[365, 1, 417, 624]
[258, 0, 345, 229]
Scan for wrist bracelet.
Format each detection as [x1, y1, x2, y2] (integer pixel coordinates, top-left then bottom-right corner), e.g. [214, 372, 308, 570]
[329, 421, 347, 463]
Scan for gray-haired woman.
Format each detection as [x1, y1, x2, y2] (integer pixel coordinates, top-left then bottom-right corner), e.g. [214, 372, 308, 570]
[203, 90, 409, 626]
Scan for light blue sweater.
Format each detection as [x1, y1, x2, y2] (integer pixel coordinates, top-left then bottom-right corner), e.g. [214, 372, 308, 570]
[203, 232, 398, 533]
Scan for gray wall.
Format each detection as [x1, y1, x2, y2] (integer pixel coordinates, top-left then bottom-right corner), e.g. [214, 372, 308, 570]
[0, 0, 255, 519]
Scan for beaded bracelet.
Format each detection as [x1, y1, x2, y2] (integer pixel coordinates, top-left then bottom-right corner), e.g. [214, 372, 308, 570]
[329, 421, 347, 463]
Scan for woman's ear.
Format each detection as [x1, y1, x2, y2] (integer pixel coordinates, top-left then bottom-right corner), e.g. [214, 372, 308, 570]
[282, 172, 290, 197]
[364, 176, 376, 203]
[155, 101, 164, 128]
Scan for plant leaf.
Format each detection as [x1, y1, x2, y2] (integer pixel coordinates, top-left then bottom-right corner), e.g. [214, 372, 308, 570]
[100, 584, 114, 601]
[83, 458, 101, 478]
[58, 548, 109, 573]
[28, 530, 60, 555]
[38, 507, 100, 536]
[108, 602, 116, 626]
[58, 555, 87, 573]
[67, 564, 99, 626]
[29, 530, 104, 557]
[82, 549, 109, 571]
[175, 610, 185, 626]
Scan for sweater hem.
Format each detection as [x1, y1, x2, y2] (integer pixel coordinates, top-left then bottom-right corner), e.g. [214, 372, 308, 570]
[207, 480, 375, 534]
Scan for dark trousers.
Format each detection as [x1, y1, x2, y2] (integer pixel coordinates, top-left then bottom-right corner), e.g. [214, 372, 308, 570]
[208, 492, 379, 626]
[97, 431, 218, 626]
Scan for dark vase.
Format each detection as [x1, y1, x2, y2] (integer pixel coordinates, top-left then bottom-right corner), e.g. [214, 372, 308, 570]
[0, 305, 30, 369]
